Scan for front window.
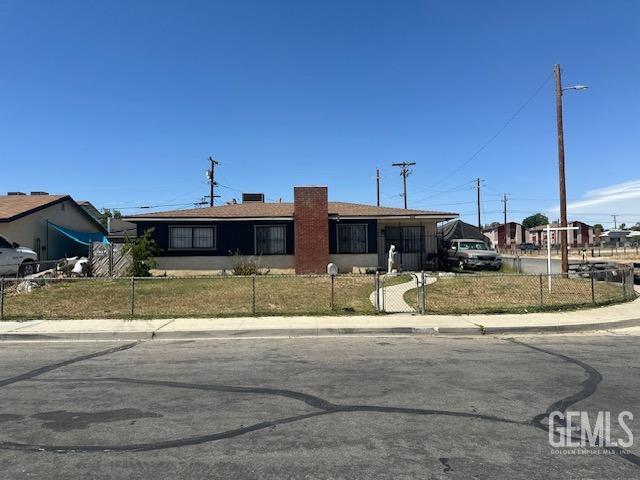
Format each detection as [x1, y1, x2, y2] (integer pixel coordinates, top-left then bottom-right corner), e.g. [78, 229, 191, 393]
[169, 226, 216, 250]
[0, 235, 12, 249]
[459, 241, 490, 251]
[337, 224, 368, 254]
[255, 225, 286, 255]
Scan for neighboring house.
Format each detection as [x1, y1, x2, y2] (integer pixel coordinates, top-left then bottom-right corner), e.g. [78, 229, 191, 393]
[483, 222, 525, 248]
[0, 192, 108, 261]
[528, 221, 594, 248]
[107, 218, 138, 243]
[78, 200, 103, 223]
[599, 229, 633, 247]
[125, 186, 457, 273]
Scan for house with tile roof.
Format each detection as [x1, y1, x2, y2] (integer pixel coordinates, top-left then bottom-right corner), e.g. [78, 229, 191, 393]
[0, 192, 107, 261]
[125, 186, 458, 273]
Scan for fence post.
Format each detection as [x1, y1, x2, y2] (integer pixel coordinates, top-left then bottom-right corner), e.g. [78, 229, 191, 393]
[591, 273, 596, 304]
[539, 274, 544, 307]
[622, 269, 627, 300]
[330, 275, 335, 310]
[0, 277, 4, 320]
[421, 271, 427, 314]
[374, 272, 380, 312]
[252, 275, 256, 315]
[130, 277, 135, 317]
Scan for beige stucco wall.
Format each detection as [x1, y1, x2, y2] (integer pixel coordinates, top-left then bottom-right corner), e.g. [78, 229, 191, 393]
[0, 199, 102, 260]
[329, 253, 378, 273]
[153, 254, 295, 272]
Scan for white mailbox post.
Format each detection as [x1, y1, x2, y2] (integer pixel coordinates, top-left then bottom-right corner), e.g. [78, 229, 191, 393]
[544, 224, 579, 292]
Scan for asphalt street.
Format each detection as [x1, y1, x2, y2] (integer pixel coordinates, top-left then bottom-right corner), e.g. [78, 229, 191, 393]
[1, 334, 639, 479]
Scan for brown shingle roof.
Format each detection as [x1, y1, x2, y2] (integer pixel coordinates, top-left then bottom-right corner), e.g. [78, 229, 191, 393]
[125, 201, 457, 220]
[0, 195, 68, 221]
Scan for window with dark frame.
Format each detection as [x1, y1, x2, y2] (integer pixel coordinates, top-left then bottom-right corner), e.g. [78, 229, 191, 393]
[337, 224, 368, 254]
[169, 226, 216, 250]
[255, 225, 286, 255]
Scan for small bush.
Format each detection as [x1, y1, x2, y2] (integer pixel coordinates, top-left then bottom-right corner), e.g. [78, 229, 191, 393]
[231, 251, 269, 276]
[125, 229, 157, 277]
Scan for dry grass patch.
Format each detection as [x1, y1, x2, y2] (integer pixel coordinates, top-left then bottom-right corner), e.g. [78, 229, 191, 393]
[2, 275, 379, 319]
[405, 275, 628, 314]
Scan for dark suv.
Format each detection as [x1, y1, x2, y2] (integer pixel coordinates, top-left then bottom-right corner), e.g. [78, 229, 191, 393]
[519, 242, 541, 252]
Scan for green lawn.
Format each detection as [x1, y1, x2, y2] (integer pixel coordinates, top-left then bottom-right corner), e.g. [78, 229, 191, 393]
[405, 274, 630, 314]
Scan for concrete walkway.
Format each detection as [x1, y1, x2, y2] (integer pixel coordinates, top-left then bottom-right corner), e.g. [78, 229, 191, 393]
[1, 287, 638, 340]
[369, 274, 438, 313]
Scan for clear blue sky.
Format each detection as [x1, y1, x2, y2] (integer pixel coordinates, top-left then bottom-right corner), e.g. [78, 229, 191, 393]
[1, 0, 639, 227]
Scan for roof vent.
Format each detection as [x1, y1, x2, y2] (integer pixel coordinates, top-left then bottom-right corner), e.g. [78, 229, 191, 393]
[7, 191, 26, 196]
[242, 193, 265, 203]
[30, 191, 49, 196]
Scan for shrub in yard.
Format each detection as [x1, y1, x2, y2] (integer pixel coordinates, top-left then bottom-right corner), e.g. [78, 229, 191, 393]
[231, 251, 269, 275]
[125, 229, 157, 277]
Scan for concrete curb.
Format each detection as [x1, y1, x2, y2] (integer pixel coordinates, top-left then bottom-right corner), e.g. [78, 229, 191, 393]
[2, 316, 640, 341]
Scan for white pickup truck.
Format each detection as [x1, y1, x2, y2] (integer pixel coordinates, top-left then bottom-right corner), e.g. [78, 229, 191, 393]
[0, 234, 38, 277]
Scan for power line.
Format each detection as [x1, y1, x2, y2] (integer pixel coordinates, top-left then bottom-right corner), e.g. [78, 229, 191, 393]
[428, 73, 553, 190]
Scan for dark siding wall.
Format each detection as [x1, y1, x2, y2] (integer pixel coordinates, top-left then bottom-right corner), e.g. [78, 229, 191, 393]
[135, 220, 294, 257]
[328, 219, 377, 254]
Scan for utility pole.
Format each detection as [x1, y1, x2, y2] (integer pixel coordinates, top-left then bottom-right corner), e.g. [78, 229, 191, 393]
[554, 64, 569, 274]
[376, 168, 380, 207]
[205, 156, 220, 207]
[476, 177, 482, 233]
[392, 162, 416, 209]
[612, 214, 618, 229]
[502, 193, 508, 226]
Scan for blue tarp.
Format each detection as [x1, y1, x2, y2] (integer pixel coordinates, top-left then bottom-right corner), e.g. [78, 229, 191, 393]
[49, 222, 109, 246]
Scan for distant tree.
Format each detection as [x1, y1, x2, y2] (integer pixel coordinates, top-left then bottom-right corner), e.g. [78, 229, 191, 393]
[593, 223, 604, 232]
[100, 208, 122, 229]
[619, 223, 627, 230]
[522, 213, 549, 229]
[631, 223, 640, 232]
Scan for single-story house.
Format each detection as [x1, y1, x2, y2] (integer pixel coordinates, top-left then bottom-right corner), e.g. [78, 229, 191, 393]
[125, 186, 458, 273]
[528, 221, 594, 248]
[0, 192, 108, 260]
[483, 222, 525, 248]
[599, 229, 636, 247]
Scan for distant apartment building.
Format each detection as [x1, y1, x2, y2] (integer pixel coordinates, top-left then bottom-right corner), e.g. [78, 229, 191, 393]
[483, 222, 525, 248]
[528, 221, 594, 248]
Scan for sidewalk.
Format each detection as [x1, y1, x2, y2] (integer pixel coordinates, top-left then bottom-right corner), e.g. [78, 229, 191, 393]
[1, 290, 639, 340]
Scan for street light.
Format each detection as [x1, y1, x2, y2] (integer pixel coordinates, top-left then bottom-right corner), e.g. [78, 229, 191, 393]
[554, 64, 588, 274]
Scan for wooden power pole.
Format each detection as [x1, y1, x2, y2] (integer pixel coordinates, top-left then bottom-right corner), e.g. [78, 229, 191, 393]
[476, 177, 482, 233]
[206, 156, 220, 207]
[376, 168, 380, 207]
[502, 193, 508, 226]
[554, 64, 569, 274]
[392, 162, 416, 209]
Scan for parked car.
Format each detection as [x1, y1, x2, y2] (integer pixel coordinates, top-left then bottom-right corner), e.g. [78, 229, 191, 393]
[447, 239, 502, 271]
[0, 234, 38, 277]
[519, 242, 541, 252]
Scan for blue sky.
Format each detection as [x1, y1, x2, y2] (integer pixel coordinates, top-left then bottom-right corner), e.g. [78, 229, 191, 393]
[1, 0, 639, 227]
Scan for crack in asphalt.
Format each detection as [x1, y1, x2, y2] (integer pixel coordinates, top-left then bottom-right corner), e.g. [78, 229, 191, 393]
[0, 342, 139, 388]
[506, 338, 640, 467]
[0, 338, 638, 470]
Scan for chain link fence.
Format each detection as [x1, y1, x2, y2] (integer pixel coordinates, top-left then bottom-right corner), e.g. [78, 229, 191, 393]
[0, 267, 636, 319]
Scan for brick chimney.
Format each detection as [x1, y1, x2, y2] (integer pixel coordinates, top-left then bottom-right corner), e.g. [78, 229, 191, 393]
[294, 186, 329, 274]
